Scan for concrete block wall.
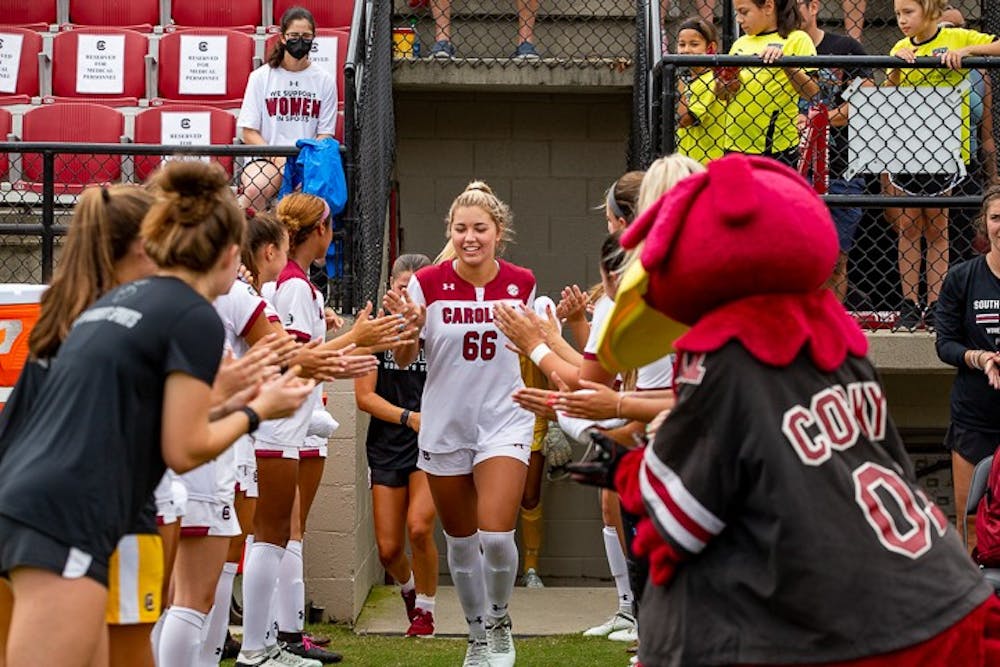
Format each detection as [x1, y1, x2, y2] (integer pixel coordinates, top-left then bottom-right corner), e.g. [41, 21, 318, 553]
[395, 89, 632, 297]
[303, 376, 380, 623]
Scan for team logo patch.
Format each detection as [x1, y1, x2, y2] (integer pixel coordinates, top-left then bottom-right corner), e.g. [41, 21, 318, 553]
[144, 593, 155, 612]
[443, 283, 456, 291]
[976, 313, 1000, 324]
[422, 451, 431, 460]
[932, 47, 947, 56]
[507, 284, 519, 296]
[677, 353, 707, 386]
[222, 505, 231, 520]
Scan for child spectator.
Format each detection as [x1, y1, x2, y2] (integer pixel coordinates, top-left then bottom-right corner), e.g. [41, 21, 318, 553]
[427, 0, 541, 59]
[885, 0, 1000, 330]
[675, 18, 725, 165]
[717, 0, 820, 167]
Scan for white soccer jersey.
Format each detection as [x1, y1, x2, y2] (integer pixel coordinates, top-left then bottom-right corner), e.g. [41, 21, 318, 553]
[583, 296, 614, 361]
[255, 261, 325, 448]
[181, 279, 270, 506]
[408, 260, 536, 453]
[637, 353, 675, 391]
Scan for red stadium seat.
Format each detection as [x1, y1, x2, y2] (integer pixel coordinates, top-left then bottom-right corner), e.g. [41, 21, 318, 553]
[272, 0, 354, 29]
[67, 0, 159, 32]
[132, 104, 237, 181]
[47, 28, 148, 106]
[0, 108, 12, 180]
[264, 29, 349, 102]
[152, 29, 253, 109]
[16, 103, 125, 194]
[0, 0, 56, 31]
[0, 29, 43, 105]
[168, 1, 262, 33]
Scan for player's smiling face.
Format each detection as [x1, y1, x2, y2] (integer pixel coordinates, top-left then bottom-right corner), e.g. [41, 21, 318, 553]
[676, 28, 710, 55]
[449, 206, 499, 267]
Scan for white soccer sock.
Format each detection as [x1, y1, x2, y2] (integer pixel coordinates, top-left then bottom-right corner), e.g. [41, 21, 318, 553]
[241, 541, 285, 652]
[480, 529, 518, 622]
[445, 532, 486, 640]
[158, 606, 207, 667]
[197, 562, 238, 667]
[276, 539, 305, 635]
[415, 594, 436, 614]
[401, 571, 415, 593]
[603, 526, 632, 614]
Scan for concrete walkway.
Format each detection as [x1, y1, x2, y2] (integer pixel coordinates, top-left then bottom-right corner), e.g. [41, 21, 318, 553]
[354, 585, 619, 637]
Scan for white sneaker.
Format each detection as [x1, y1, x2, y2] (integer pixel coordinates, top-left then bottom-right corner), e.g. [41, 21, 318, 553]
[236, 647, 322, 667]
[629, 656, 639, 665]
[608, 626, 639, 642]
[485, 614, 516, 667]
[462, 638, 489, 666]
[523, 567, 545, 589]
[270, 646, 323, 667]
[583, 610, 636, 637]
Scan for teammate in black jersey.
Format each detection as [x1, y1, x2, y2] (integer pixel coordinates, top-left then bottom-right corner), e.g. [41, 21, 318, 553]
[0, 162, 314, 667]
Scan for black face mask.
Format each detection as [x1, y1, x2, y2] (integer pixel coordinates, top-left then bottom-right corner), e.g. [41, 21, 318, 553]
[285, 38, 313, 60]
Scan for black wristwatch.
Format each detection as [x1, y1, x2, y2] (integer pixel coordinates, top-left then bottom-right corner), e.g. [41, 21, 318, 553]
[400, 409, 411, 426]
[241, 406, 261, 434]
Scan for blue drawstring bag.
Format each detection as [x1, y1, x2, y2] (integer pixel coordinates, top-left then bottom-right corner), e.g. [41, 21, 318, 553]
[278, 138, 348, 218]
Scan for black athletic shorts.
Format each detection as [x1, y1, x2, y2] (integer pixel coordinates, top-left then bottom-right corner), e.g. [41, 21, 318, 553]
[0, 514, 108, 586]
[889, 172, 961, 197]
[943, 423, 1000, 465]
[368, 465, 418, 489]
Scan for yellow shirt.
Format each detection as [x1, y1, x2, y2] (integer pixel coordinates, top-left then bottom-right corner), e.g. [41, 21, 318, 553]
[678, 69, 726, 164]
[723, 29, 817, 155]
[889, 27, 996, 163]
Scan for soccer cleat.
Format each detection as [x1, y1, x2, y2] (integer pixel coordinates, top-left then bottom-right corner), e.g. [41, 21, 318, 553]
[303, 632, 331, 647]
[462, 638, 490, 667]
[236, 646, 321, 667]
[608, 626, 639, 642]
[522, 567, 545, 589]
[401, 587, 417, 622]
[583, 610, 636, 637]
[223, 630, 242, 659]
[406, 608, 435, 637]
[485, 614, 516, 667]
[279, 638, 341, 664]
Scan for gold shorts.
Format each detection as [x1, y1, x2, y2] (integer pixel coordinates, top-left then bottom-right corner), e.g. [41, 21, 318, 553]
[105, 533, 163, 625]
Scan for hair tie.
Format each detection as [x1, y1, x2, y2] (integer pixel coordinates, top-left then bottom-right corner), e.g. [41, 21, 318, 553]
[321, 199, 331, 226]
[101, 186, 111, 204]
[245, 206, 257, 219]
[606, 182, 626, 221]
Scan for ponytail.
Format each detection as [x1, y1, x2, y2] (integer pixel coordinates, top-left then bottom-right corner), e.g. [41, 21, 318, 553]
[773, 0, 804, 37]
[268, 6, 317, 68]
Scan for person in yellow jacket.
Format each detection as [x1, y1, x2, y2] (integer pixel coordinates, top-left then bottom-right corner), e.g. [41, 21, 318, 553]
[675, 17, 725, 165]
[717, 0, 820, 166]
[883, 0, 1000, 331]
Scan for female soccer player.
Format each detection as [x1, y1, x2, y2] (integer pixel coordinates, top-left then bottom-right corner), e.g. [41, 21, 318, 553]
[390, 182, 535, 667]
[0, 161, 314, 667]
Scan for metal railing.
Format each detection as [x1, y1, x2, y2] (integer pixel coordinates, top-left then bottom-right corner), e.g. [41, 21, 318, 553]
[646, 54, 1000, 330]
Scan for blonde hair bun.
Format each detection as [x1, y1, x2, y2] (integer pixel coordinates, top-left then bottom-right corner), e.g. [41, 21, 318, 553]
[464, 181, 494, 196]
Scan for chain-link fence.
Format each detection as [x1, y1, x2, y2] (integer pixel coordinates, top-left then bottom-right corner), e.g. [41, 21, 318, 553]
[349, 0, 395, 309]
[391, 0, 635, 67]
[0, 142, 300, 283]
[650, 54, 998, 332]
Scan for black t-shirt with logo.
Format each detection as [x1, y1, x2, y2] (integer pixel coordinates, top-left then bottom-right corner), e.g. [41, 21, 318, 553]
[936, 255, 1000, 435]
[364, 349, 426, 471]
[0, 276, 223, 562]
[638, 342, 991, 666]
[810, 31, 870, 180]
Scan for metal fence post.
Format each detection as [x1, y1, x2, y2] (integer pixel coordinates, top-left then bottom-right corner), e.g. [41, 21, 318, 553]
[984, 0, 999, 165]
[660, 63, 676, 157]
[40, 151, 54, 283]
[721, 0, 737, 53]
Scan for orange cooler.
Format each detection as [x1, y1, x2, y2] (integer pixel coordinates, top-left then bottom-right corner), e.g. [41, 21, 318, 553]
[0, 284, 47, 410]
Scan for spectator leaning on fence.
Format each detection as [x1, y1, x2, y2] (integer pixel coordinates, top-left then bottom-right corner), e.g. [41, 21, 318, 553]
[237, 6, 339, 211]
[935, 186, 1000, 548]
[885, 0, 1000, 330]
[798, 0, 873, 303]
[675, 18, 725, 165]
[717, 0, 820, 168]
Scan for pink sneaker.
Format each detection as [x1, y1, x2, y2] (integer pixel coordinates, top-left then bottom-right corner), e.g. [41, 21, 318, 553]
[406, 608, 435, 637]
[401, 588, 416, 622]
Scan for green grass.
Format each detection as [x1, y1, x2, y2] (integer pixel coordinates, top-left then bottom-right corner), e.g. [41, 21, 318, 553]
[222, 624, 633, 666]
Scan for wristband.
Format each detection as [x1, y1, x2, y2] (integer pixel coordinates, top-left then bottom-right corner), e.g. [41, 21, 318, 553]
[241, 406, 261, 434]
[400, 409, 411, 426]
[529, 343, 552, 366]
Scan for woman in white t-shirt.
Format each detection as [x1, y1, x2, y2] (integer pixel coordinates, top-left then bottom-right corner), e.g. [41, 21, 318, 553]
[237, 6, 339, 211]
